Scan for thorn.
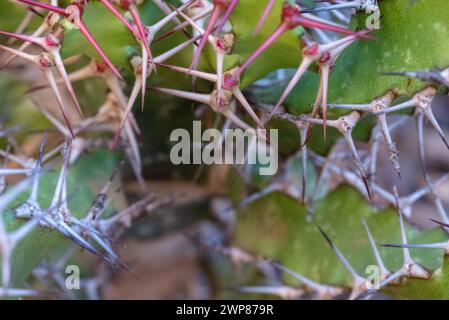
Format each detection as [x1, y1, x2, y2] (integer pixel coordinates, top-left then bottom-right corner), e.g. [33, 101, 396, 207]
[340, 119, 372, 198]
[49, 143, 71, 210]
[15, 0, 67, 16]
[150, 0, 197, 40]
[254, 0, 274, 34]
[403, 87, 449, 150]
[85, 165, 121, 221]
[31, 100, 72, 138]
[151, 86, 212, 105]
[154, 6, 212, 43]
[0, 168, 38, 176]
[230, 22, 288, 86]
[317, 225, 334, 249]
[319, 63, 330, 139]
[0, 13, 60, 70]
[354, 270, 403, 300]
[236, 285, 303, 299]
[381, 243, 447, 249]
[392, 186, 431, 279]
[168, 2, 227, 92]
[44, 68, 76, 138]
[216, 0, 239, 34]
[51, 47, 84, 118]
[189, 3, 222, 72]
[98, 0, 136, 35]
[157, 62, 218, 82]
[429, 218, 449, 229]
[153, 35, 202, 64]
[16, 1, 123, 80]
[0, 126, 24, 139]
[0, 29, 83, 117]
[157, 64, 263, 128]
[423, 103, 449, 150]
[31, 133, 46, 202]
[266, 55, 314, 123]
[361, 219, 390, 280]
[297, 111, 371, 198]
[128, 2, 153, 64]
[265, 33, 367, 124]
[148, 86, 254, 139]
[229, 3, 372, 84]
[6, 10, 35, 45]
[0, 176, 36, 288]
[112, 57, 143, 148]
[74, 17, 123, 80]
[53, 218, 118, 266]
[98, 195, 170, 233]
[0, 45, 75, 138]
[382, 67, 449, 87]
[229, 184, 280, 212]
[416, 114, 449, 224]
[272, 262, 343, 299]
[301, 0, 378, 14]
[232, 88, 265, 128]
[9, 217, 40, 244]
[0, 287, 40, 298]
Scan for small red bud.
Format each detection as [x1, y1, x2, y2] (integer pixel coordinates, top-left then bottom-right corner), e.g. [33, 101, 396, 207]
[44, 34, 60, 48]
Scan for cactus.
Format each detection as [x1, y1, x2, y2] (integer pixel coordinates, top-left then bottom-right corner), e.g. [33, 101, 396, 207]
[0, 0, 448, 300]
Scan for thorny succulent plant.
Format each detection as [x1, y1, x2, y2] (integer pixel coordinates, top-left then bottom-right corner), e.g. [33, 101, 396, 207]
[0, 0, 448, 300]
